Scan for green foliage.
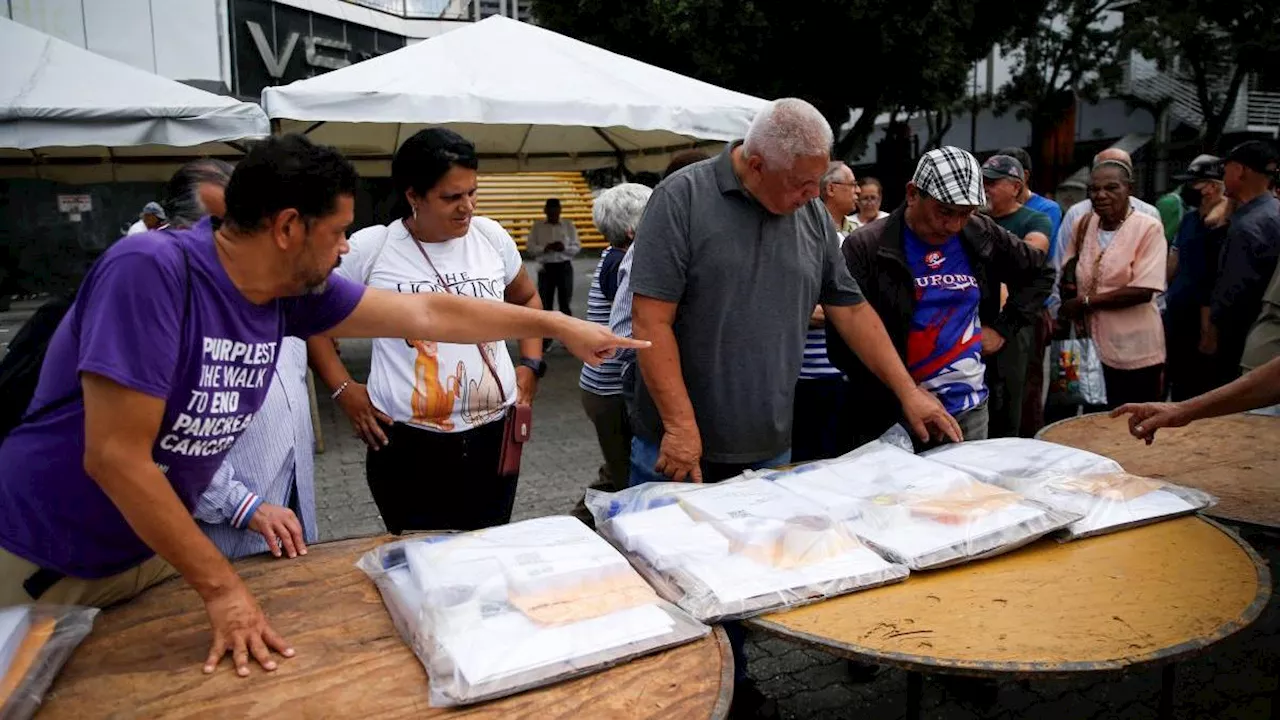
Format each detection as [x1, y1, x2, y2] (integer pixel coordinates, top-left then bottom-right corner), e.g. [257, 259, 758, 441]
[1122, 0, 1280, 148]
[532, 0, 1046, 159]
[996, 0, 1126, 122]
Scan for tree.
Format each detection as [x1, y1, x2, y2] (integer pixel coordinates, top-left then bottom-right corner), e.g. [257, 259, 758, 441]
[532, 0, 1044, 161]
[1123, 0, 1280, 151]
[996, 0, 1126, 189]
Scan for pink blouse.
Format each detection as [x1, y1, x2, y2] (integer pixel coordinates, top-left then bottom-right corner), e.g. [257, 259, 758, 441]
[1065, 212, 1167, 369]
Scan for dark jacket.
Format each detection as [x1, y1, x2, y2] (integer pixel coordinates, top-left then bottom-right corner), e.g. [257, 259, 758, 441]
[826, 207, 1054, 442]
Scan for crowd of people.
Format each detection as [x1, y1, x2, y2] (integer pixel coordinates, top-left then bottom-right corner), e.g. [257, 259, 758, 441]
[0, 96, 1276, 718]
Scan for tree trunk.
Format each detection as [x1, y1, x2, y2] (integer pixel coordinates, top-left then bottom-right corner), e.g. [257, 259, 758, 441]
[1030, 92, 1078, 195]
[835, 103, 881, 163]
[1200, 64, 1249, 153]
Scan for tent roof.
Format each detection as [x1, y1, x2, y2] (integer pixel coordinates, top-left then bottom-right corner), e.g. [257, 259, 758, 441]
[0, 17, 269, 181]
[263, 15, 767, 174]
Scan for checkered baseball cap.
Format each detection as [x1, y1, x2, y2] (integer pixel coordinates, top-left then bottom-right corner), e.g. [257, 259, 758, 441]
[913, 146, 986, 207]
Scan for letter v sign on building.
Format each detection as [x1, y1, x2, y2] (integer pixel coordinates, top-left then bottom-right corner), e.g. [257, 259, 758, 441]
[229, 0, 407, 99]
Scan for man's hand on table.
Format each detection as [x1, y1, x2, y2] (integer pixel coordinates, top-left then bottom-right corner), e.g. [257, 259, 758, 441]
[202, 582, 294, 677]
[247, 504, 307, 559]
[900, 386, 963, 444]
[656, 423, 703, 482]
[1110, 402, 1190, 444]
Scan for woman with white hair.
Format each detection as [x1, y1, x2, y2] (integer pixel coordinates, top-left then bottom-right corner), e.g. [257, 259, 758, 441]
[578, 183, 653, 501]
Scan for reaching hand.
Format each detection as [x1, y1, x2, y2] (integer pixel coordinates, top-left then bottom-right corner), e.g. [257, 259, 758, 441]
[335, 382, 392, 450]
[655, 424, 703, 482]
[900, 387, 962, 444]
[1109, 402, 1190, 444]
[247, 503, 307, 559]
[980, 329, 1006, 356]
[202, 582, 293, 677]
[556, 317, 651, 367]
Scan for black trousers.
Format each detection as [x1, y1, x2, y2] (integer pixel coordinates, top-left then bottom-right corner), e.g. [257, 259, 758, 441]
[1093, 363, 1164, 411]
[538, 261, 574, 315]
[984, 325, 1033, 438]
[366, 419, 518, 535]
[791, 376, 855, 462]
[1165, 309, 1220, 401]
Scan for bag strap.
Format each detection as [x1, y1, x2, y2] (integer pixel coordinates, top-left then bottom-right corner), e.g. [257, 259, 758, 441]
[408, 236, 508, 404]
[23, 241, 193, 424]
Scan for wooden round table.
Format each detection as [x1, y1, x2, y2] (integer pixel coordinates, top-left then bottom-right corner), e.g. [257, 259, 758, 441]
[1038, 412, 1280, 530]
[748, 517, 1271, 719]
[38, 536, 734, 719]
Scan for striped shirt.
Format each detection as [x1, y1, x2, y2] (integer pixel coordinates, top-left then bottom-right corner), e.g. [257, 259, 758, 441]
[194, 337, 317, 559]
[580, 246, 627, 395]
[608, 245, 637, 368]
[799, 230, 848, 380]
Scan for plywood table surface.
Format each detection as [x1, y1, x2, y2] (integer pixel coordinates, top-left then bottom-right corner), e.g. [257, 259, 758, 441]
[1039, 412, 1280, 529]
[750, 517, 1270, 677]
[39, 535, 733, 720]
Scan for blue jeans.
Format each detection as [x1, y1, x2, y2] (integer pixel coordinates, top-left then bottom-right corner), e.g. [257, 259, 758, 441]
[628, 435, 791, 487]
[627, 435, 790, 684]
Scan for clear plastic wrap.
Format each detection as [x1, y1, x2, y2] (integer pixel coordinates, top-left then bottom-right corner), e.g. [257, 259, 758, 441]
[356, 516, 708, 707]
[922, 438, 1217, 540]
[587, 478, 910, 623]
[762, 441, 1079, 570]
[1, 604, 99, 720]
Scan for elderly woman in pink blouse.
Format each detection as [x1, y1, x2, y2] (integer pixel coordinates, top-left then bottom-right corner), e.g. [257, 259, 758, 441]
[1059, 159, 1168, 407]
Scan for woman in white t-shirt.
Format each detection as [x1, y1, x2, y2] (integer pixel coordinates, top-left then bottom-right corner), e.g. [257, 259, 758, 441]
[308, 129, 545, 533]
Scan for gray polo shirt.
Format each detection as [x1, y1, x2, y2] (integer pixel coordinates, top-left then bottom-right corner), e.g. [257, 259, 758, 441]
[630, 143, 865, 464]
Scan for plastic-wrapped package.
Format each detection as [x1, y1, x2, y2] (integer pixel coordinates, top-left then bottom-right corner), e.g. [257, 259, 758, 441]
[357, 516, 708, 707]
[923, 439, 1216, 539]
[0, 605, 99, 720]
[588, 478, 909, 623]
[765, 442, 1078, 570]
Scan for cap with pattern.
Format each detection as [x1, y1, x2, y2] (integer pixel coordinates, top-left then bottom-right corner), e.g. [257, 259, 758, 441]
[981, 154, 1025, 183]
[913, 146, 985, 207]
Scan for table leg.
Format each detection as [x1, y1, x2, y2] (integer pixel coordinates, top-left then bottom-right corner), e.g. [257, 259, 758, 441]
[1159, 663, 1176, 720]
[906, 671, 923, 720]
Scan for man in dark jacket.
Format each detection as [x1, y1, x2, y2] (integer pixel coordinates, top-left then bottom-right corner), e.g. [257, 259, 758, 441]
[827, 147, 1054, 448]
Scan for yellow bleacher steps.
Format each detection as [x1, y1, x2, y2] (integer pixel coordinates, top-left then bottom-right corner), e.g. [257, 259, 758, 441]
[476, 171, 605, 251]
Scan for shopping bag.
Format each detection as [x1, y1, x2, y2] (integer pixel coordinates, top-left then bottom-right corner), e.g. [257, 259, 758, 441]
[1047, 329, 1107, 407]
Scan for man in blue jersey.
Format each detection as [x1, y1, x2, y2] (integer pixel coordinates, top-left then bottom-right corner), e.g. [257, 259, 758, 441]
[829, 147, 1054, 448]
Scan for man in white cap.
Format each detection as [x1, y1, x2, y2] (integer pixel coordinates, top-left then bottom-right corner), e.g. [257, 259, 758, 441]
[127, 201, 168, 235]
[828, 146, 1054, 448]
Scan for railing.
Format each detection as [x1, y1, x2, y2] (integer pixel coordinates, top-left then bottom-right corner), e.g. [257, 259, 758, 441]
[1122, 59, 1255, 133]
[1248, 92, 1280, 130]
[343, 0, 475, 20]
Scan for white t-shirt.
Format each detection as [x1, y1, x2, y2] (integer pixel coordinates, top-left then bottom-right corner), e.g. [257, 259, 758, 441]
[126, 220, 148, 235]
[337, 217, 523, 433]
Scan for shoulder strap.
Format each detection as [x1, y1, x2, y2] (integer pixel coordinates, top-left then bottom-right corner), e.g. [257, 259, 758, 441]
[408, 237, 508, 404]
[23, 241, 193, 424]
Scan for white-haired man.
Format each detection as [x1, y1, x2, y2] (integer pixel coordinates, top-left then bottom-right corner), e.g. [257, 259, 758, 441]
[628, 99, 960, 716]
[577, 183, 653, 510]
[630, 99, 959, 487]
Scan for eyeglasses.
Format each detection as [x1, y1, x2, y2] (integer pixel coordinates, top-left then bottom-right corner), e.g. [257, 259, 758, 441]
[828, 181, 858, 188]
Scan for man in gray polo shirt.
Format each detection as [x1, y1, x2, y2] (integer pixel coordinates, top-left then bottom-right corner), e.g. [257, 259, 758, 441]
[629, 98, 961, 486]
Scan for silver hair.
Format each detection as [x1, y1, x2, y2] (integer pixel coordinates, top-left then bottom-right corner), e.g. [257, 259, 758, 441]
[742, 98, 834, 170]
[819, 161, 851, 196]
[163, 158, 233, 228]
[592, 183, 653, 248]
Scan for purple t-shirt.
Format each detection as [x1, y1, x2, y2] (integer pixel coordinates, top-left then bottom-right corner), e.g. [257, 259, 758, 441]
[0, 219, 364, 578]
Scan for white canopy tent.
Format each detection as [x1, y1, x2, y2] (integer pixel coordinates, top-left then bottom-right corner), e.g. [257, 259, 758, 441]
[0, 17, 270, 183]
[263, 15, 768, 175]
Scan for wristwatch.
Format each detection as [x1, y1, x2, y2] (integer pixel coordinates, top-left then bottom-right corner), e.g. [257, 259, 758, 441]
[519, 357, 547, 379]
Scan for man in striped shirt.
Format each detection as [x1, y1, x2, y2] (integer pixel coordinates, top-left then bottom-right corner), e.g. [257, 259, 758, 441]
[195, 338, 313, 560]
[792, 161, 859, 461]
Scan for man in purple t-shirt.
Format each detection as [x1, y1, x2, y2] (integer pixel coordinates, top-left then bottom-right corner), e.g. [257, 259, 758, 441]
[0, 134, 644, 678]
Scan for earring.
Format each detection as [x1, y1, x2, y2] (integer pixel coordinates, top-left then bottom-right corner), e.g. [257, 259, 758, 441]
[412, 204, 418, 221]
